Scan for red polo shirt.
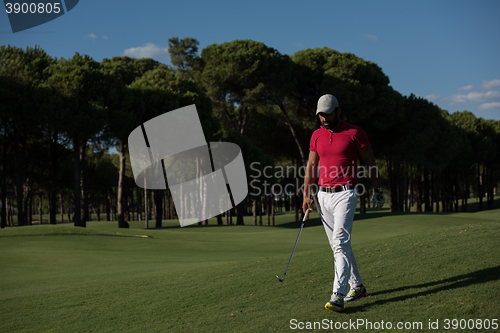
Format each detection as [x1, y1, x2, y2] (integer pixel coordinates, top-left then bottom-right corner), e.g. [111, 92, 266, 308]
[309, 121, 369, 186]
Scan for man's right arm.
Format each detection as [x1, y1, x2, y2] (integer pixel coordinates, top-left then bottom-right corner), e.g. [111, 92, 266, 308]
[302, 150, 318, 213]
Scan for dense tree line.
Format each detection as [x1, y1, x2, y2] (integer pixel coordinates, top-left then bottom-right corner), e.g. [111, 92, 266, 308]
[1, 39, 499, 229]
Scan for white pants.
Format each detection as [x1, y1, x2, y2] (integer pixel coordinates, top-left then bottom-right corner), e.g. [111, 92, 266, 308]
[318, 189, 362, 296]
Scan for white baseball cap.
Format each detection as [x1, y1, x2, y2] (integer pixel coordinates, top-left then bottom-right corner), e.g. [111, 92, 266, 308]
[316, 94, 339, 115]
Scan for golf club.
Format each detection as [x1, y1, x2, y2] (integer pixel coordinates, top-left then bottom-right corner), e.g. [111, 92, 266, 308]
[276, 208, 311, 282]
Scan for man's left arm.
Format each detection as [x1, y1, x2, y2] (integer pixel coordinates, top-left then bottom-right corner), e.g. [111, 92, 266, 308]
[358, 144, 382, 192]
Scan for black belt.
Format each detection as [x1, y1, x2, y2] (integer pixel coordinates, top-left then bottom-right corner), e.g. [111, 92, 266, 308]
[320, 184, 354, 193]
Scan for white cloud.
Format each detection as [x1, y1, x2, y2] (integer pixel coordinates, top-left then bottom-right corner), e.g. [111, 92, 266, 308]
[85, 33, 96, 39]
[478, 102, 500, 111]
[449, 91, 500, 104]
[363, 34, 379, 41]
[103, 36, 108, 40]
[480, 79, 500, 90]
[124, 43, 169, 62]
[456, 80, 500, 92]
[429, 79, 500, 113]
[425, 94, 441, 102]
[457, 85, 473, 91]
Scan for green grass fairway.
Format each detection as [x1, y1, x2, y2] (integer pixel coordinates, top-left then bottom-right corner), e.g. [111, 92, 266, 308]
[1, 209, 499, 332]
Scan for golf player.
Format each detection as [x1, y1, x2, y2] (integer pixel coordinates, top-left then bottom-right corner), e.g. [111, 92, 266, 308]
[302, 94, 384, 312]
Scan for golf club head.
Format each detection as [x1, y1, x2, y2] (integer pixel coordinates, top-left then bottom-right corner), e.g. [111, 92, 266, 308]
[276, 275, 284, 282]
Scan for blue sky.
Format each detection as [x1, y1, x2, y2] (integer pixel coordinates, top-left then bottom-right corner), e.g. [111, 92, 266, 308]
[2, 0, 500, 120]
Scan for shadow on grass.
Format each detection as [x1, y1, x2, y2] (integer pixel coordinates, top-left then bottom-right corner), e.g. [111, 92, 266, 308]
[143, 224, 227, 230]
[274, 210, 447, 229]
[274, 198, 500, 229]
[345, 265, 500, 313]
[463, 197, 500, 212]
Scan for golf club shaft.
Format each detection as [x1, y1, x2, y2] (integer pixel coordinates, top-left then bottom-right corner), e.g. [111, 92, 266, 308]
[279, 209, 310, 281]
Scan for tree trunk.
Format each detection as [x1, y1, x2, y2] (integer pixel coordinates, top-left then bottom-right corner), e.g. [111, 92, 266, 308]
[266, 195, 270, 226]
[445, 169, 452, 212]
[125, 190, 130, 222]
[67, 205, 71, 223]
[154, 190, 163, 228]
[106, 191, 111, 221]
[117, 141, 129, 228]
[424, 169, 432, 212]
[476, 164, 482, 211]
[258, 195, 262, 225]
[28, 189, 33, 225]
[126, 191, 131, 221]
[442, 170, 448, 212]
[0, 140, 6, 228]
[81, 160, 89, 225]
[49, 131, 58, 224]
[454, 169, 459, 212]
[487, 162, 494, 210]
[73, 139, 82, 227]
[414, 169, 422, 213]
[466, 167, 471, 211]
[387, 159, 396, 212]
[60, 194, 64, 223]
[136, 186, 142, 221]
[440, 170, 446, 212]
[431, 171, 437, 213]
[252, 199, 257, 225]
[459, 170, 465, 212]
[144, 178, 148, 229]
[271, 196, 275, 226]
[15, 152, 26, 226]
[7, 198, 11, 226]
[163, 191, 167, 220]
[293, 189, 299, 222]
[481, 163, 488, 210]
[396, 164, 404, 212]
[278, 104, 306, 166]
[236, 202, 244, 225]
[38, 196, 43, 224]
[22, 180, 30, 225]
[404, 168, 410, 212]
[434, 171, 440, 213]
[152, 189, 156, 221]
[110, 191, 115, 221]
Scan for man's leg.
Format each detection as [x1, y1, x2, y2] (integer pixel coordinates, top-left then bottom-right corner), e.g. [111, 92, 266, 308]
[319, 190, 360, 296]
[347, 249, 362, 289]
[318, 190, 345, 311]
